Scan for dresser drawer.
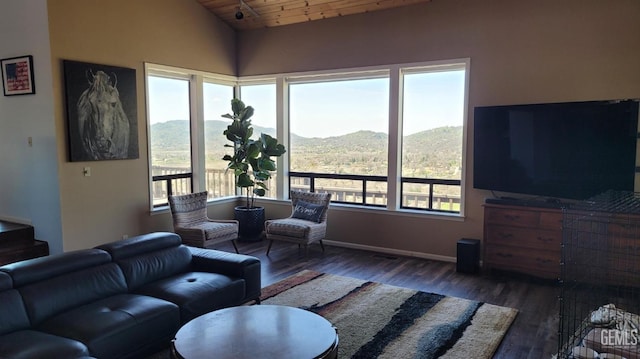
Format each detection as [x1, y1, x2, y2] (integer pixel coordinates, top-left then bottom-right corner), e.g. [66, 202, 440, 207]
[607, 236, 640, 254]
[608, 257, 640, 287]
[486, 226, 561, 250]
[485, 208, 538, 227]
[607, 222, 640, 238]
[484, 204, 562, 279]
[485, 245, 560, 278]
[539, 211, 563, 230]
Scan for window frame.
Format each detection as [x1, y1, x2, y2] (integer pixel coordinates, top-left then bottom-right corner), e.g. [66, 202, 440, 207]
[144, 59, 469, 217]
[283, 60, 469, 216]
[397, 61, 469, 214]
[145, 63, 237, 209]
[236, 80, 280, 199]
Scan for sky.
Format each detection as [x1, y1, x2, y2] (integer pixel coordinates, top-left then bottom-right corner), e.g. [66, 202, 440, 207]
[147, 69, 465, 138]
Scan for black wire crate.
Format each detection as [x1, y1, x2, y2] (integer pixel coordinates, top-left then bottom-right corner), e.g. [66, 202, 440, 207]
[557, 191, 640, 359]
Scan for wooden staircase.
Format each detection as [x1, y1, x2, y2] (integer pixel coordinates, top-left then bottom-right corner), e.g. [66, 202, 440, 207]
[0, 220, 49, 266]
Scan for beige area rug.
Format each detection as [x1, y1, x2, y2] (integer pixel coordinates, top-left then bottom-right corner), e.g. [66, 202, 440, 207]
[260, 270, 518, 359]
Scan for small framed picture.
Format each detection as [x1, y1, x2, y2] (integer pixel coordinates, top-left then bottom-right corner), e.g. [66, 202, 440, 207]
[1, 55, 35, 96]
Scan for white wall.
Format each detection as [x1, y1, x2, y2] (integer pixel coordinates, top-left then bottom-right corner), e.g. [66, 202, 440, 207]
[0, 0, 63, 254]
[47, 0, 237, 250]
[238, 0, 640, 258]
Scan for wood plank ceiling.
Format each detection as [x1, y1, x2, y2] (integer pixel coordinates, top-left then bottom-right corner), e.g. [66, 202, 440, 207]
[196, 0, 432, 31]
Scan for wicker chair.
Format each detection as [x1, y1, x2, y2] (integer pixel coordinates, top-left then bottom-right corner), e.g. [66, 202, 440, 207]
[265, 190, 331, 255]
[168, 191, 239, 253]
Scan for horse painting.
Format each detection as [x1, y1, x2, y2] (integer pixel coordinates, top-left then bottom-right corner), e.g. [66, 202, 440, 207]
[76, 70, 130, 160]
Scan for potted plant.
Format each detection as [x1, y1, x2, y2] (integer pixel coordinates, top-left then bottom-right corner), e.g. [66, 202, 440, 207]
[222, 98, 286, 240]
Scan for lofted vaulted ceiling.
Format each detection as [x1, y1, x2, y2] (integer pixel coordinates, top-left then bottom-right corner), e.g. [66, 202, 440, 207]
[196, 0, 432, 31]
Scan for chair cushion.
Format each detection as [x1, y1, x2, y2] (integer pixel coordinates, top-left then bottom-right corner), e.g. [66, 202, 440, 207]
[135, 272, 245, 323]
[292, 200, 325, 222]
[169, 192, 209, 227]
[38, 294, 179, 359]
[203, 222, 238, 239]
[0, 330, 90, 359]
[186, 221, 238, 240]
[266, 218, 317, 239]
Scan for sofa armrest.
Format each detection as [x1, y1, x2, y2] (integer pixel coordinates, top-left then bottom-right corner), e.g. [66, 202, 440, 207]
[187, 247, 261, 302]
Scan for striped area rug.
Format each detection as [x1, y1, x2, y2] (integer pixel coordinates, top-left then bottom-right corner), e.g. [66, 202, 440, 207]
[260, 270, 518, 359]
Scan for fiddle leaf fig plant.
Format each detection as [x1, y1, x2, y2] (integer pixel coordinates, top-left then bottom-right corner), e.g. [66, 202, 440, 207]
[222, 98, 286, 208]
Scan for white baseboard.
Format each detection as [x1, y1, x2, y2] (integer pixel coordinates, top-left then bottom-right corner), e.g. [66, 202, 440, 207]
[323, 239, 457, 263]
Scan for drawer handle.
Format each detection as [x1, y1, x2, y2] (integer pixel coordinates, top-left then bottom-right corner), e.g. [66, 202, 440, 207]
[496, 252, 513, 258]
[537, 236, 554, 244]
[503, 214, 520, 221]
[498, 232, 514, 240]
[537, 258, 553, 264]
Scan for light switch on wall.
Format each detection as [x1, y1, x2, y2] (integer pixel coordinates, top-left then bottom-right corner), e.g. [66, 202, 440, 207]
[83, 167, 91, 177]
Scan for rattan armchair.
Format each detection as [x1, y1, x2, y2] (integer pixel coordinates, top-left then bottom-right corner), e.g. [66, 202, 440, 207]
[168, 191, 239, 253]
[265, 190, 331, 255]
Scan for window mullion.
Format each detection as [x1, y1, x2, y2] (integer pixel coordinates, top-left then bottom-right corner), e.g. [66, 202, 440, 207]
[387, 66, 401, 211]
[276, 77, 289, 199]
[191, 74, 206, 193]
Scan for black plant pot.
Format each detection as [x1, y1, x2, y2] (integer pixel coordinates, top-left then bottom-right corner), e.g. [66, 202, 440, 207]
[234, 206, 265, 241]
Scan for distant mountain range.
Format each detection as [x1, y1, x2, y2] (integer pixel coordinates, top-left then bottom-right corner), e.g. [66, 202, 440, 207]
[150, 120, 462, 179]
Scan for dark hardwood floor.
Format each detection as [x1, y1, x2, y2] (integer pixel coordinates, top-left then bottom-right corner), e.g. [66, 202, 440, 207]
[229, 239, 559, 359]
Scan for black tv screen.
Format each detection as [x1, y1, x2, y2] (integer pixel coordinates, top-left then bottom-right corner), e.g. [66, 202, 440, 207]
[473, 99, 639, 200]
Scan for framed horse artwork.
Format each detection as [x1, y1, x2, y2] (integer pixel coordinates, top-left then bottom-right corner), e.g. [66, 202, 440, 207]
[63, 60, 139, 161]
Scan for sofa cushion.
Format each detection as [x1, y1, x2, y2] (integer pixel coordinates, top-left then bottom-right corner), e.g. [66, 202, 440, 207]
[135, 272, 245, 323]
[97, 232, 193, 291]
[19, 263, 128, 326]
[0, 248, 111, 287]
[0, 329, 90, 359]
[115, 245, 192, 291]
[0, 289, 31, 335]
[0, 271, 12, 290]
[96, 232, 182, 260]
[188, 247, 262, 302]
[38, 293, 179, 359]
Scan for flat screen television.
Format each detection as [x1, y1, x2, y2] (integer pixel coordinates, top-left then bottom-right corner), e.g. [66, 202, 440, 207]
[473, 99, 639, 201]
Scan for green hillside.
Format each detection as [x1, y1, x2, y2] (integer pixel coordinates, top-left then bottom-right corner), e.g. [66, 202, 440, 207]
[150, 120, 462, 180]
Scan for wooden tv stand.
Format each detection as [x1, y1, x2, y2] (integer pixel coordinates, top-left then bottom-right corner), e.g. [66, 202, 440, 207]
[483, 202, 563, 280]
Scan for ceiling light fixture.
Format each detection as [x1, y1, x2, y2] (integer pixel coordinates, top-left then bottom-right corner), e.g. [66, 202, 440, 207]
[235, 0, 259, 20]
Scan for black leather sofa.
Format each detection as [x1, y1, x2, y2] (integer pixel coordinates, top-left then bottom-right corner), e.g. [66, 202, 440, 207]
[0, 232, 261, 359]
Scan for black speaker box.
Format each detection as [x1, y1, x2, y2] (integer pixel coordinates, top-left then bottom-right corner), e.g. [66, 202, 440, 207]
[456, 238, 480, 274]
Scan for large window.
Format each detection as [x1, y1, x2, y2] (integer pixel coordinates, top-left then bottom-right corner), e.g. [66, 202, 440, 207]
[145, 60, 468, 215]
[147, 75, 192, 207]
[146, 64, 239, 207]
[289, 76, 389, 206]
[400, 66, 466, 212]
[203, 82, 234, 198]
[238, 83, 278, 198]
[285, 62, 467, 213]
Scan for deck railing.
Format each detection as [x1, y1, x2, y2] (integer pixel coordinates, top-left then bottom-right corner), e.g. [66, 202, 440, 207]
[151, 166, 460, 212]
